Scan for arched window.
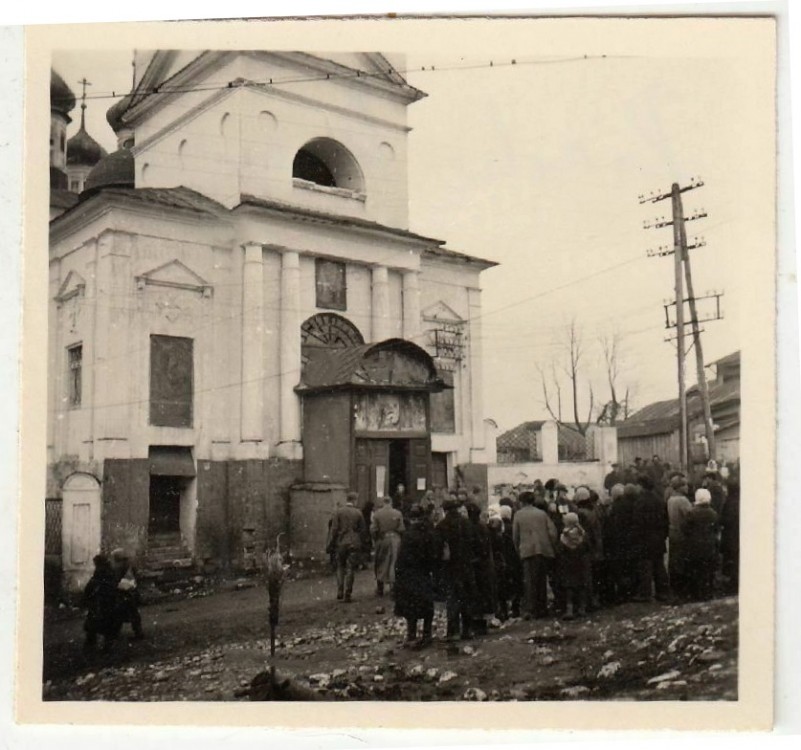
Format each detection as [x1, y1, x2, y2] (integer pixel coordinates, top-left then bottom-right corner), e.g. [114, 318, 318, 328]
[292, 138, 364, 193]
[301, 312, 364, 374]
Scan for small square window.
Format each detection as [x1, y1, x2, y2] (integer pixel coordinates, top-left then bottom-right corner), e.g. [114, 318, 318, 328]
[67, 344, 82, 408]
[315, 258, 347, 311]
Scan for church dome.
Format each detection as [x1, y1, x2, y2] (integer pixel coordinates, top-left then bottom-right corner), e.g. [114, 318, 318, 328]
[51, 70, 75, 116]
[83, 148, 134, 193]
[106, 94, 132, 133]
[67, 126, 108, 167]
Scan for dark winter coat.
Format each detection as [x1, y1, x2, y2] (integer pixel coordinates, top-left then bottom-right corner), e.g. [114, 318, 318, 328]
[83, 560, 120, 637]
[630, 490, 669, 559]
[683, 505, 719, 561]
[719, 488, 740, 561]
[328, 503, 366, 553]
[556, 528, 592, 589]
[605, 494, 636, 561]
[468, 518, 496, 616]
[435, 511, 477, 603]
[576, 504, 604, 561]
[394, 521, 439, 620]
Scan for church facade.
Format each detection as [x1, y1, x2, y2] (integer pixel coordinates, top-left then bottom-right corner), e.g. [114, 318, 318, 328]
[48, 52, 497, 590]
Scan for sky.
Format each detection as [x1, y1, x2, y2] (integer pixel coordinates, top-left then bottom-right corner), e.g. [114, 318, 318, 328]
[52, 34, 769, 433]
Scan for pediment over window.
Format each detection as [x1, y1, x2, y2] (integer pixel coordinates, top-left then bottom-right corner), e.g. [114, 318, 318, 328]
[422, 300, 463, 323]
[135, 259, 212, 297]
[55, 271, 87, 303]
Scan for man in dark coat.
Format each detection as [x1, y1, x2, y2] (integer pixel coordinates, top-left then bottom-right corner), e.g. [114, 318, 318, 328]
[720, 482, 740, 594]
[630, 475, 670, 602]
[435, 498, 476, 641]
[466, 502, 496, 635]
[327, 492, 366, 602]
[394, 504, 440, 647]
[606, 483, 637, 602]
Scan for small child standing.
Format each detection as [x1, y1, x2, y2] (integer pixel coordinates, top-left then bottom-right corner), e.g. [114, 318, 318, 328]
[556, 512, 592, 620]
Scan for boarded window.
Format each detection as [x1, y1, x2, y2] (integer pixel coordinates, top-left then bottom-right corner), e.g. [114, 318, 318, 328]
[315, 258, 347, 311]
[67, 344, 82, 408]
[150, 335, 193, 427]
[431, 369, 455, 434]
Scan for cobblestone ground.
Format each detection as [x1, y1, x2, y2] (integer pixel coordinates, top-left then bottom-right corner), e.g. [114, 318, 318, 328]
[42, 569, 738, 702]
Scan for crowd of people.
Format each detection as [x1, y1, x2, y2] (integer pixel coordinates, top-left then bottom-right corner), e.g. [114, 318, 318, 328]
[325, 458, 739, 648]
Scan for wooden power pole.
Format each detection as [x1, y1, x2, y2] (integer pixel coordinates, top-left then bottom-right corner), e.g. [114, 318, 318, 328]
[670, 184, 689, 472]
[641, 177, 723, 472]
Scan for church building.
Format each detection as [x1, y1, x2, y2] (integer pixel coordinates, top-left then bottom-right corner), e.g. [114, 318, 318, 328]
[48, 52, 497, 590]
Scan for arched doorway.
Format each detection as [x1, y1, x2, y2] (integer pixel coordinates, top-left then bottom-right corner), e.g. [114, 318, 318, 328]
[61, 472, 102, 591]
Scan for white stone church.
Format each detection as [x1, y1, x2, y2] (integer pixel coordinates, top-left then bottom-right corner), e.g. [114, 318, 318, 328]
[48, 52, 497, 590]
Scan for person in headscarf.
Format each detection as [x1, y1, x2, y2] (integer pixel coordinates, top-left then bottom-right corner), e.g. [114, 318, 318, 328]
[683, 488, 720, 601]
[370, 495, 405, 597]
[555, 512, 592, 620]
[394, 504, 439, 648]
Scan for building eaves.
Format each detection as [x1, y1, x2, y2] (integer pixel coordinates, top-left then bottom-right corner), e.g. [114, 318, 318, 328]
[237, 193, 446, 247]
[50, 186, 230, 238]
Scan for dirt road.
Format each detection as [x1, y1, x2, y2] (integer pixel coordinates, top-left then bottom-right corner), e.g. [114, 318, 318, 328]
[42, 569, 738, 702]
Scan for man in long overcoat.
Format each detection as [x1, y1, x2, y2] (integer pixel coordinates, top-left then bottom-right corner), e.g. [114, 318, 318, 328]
[435, 498, 476, 640]
[630, 475, 670, 602]
[371, 495, 405, 597]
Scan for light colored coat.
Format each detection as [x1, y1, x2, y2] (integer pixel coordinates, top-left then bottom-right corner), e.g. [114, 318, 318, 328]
[512, 505, 558, 560]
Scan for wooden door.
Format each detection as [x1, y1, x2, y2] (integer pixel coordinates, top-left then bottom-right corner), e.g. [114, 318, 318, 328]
[407, 438, 432, 502]
[354, 439, 390, 509]
[431, 452, 449, 492]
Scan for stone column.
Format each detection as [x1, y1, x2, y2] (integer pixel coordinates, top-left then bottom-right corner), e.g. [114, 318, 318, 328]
[277, 249, 302, 459]
[541, 421, 560, 465]
[402, 270, 421, 341]
[467, 287, 485, 462]
[371, 264, 390, 342]
[240, 243, 264, 444]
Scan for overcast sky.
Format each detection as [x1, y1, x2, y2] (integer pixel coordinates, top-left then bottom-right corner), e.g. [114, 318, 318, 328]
[53, 37, 768, 432]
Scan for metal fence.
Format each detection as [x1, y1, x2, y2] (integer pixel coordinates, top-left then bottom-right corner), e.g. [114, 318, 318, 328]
[45, 498, 62, 557]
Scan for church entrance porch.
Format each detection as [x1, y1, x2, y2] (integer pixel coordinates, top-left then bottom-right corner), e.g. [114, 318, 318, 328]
[290, 338, 446, 556]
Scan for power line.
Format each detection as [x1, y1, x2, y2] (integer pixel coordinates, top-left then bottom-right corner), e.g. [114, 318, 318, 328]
[52, 53, 624, 107]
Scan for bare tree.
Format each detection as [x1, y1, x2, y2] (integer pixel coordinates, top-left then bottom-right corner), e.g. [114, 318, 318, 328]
[596, 331, 634, 425]
[538, 318, 594, 436]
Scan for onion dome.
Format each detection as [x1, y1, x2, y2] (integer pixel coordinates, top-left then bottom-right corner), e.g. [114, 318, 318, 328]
[67, 127, 107, 167]
[50, 70, 75, 116]
[106, 94, 132, 133]
[83, 148, 135, 194]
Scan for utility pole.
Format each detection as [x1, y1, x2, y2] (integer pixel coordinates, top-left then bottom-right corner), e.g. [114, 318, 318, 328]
[670, 184, 689, 472]
[641, 177, 722, 472]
